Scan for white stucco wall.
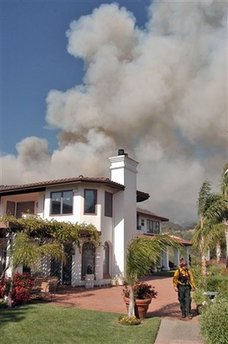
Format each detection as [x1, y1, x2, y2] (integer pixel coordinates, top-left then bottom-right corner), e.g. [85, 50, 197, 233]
[0, 152, 145, 285]
[109, 154, 138, 278]
[43, 184, 104, 231]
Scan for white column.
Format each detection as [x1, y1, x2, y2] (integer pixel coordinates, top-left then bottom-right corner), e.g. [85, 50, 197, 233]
[206, 248, 211, 261]
[5, 232, 14, 277]
[184, 247, 190, 266]
[159, 255, 163, 270]
[71, 246, 83, 287]
[174, 248, 180, 267]
[162, 247, 170, 270]
[109, 151, 138, 277]
[95, 245, 102, 284]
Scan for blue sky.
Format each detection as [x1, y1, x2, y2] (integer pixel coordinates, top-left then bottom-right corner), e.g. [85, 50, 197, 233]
[1, 0, 151, 155]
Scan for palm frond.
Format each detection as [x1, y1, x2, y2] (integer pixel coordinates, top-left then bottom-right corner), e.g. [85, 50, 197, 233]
[221, 163, 228, 197]
[12, 233, 65, 269]
[192, 222, 203, 248]
[198, 181, 212, 216]
[126, 235, 179, 283]
[12, 232, 41, 269]
[205, 197, 228, 223]
[37, 241, 65, 262]
[203, 223, 226, 248]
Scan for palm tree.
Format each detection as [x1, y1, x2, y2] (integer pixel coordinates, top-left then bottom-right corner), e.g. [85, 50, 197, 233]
[221, 164, 228, 267]
[207, 164, 228, 267]
[6, 231, 64, 307]
[201, 165, 228, 266]
[205, 223, 226, 263]
[193, 164, 228, 274]
[0, 215, 99, 307]
[125, 234, 178, 317]
[193, 181, 216, 276]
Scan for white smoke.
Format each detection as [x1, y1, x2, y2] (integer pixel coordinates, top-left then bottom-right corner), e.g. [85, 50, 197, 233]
[1, 1, 227, 225]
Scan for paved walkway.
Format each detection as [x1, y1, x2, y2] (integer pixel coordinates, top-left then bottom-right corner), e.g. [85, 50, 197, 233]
[52, 276, 204, 344]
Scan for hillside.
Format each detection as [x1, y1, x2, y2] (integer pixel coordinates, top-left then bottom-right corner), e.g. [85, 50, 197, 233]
[161, 221, 196, 241]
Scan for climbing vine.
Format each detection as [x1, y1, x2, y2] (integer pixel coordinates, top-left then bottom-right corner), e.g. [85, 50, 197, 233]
[0, 214, 100, 274]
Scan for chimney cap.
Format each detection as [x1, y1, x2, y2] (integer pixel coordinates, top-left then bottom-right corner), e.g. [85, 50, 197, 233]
[118, 149, 128, 156]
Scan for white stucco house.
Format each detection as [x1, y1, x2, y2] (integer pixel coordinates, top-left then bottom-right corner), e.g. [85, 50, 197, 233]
[0, 150, 191, 286]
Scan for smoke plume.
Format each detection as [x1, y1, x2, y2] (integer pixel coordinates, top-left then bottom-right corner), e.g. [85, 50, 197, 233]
[1, 1, 227, 225]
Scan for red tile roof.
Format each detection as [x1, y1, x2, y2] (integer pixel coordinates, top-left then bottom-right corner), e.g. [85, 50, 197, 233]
[137, 207, 169, 221]
[0, 176, 124, 193]
[0, 177, 149, 202]
[138, 233, 192, 246]
[169, 235, 192, 246]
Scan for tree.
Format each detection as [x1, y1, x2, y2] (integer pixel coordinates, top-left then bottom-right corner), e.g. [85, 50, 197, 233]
[125, 234, 179, 317]
[0, 215, 99, 306]
[221, 164, 228, 267]
[193, 181, 216, 276]
[208, 164, 228, 267]
[193, 164, 228, 275]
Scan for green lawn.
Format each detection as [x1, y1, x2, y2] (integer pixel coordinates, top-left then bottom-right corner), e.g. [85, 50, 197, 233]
[0, 303, 160, 344]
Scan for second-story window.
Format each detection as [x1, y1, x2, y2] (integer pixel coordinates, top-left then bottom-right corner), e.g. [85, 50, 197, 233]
[84, 189, 97, 214]
[147, 220, 153, 233]
[105, 192, 113, 217]
[147, 220, 160, 234]
[50, 190, 73, 215]
[153, 221, 160, 234]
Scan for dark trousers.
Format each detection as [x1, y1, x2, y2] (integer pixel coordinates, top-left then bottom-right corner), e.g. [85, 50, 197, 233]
[178, 285, 192, 316]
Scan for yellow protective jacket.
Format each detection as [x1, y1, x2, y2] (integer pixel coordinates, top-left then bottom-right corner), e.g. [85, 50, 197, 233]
[173, 267, 195, 289]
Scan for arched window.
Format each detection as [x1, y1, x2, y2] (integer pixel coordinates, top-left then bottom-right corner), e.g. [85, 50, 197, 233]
[103, 241, 110, 278]
[81, 242, 95, 278]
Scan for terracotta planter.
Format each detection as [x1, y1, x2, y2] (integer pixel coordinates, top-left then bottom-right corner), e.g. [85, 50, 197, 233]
[124, 297, 152, 319]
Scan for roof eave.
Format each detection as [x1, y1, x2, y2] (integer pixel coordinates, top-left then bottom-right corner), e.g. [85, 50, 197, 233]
[0, 178, 125, 196]
[136, 190, 150, 202]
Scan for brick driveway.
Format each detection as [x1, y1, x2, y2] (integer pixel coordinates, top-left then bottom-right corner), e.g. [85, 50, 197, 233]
[52, 276, 198, 321]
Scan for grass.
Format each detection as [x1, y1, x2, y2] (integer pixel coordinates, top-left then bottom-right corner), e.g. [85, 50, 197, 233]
[0, 303, 161, 344]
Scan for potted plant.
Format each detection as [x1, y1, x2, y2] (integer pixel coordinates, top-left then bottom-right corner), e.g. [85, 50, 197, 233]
[123, 234, 178, 320]
[123, 280, 157, 319]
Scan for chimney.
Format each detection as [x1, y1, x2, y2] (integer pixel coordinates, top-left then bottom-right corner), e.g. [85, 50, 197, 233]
[109, 149, 138, 185]
[109, 150, 138, 277]
[118, 148, 128, 156]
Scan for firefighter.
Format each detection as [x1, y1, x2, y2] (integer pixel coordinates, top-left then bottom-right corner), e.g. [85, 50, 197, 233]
[173, 259, 195, 319]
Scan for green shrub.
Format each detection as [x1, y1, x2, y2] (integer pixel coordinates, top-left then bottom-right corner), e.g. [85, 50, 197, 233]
[203, 271, 228, 301]
[118, 315, 141, 326]
[217, 278, 228, 296]
[191, 265, 204, 288]
[206, 274, 228, 293]
[192, 288, 207, 306]
[200, 297, 228, 344]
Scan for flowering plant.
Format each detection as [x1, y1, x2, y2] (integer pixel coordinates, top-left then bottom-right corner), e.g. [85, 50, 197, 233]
[11, 273, 34, 304]
[0, 273, 34, 305]
[123, 281, 158, 300]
